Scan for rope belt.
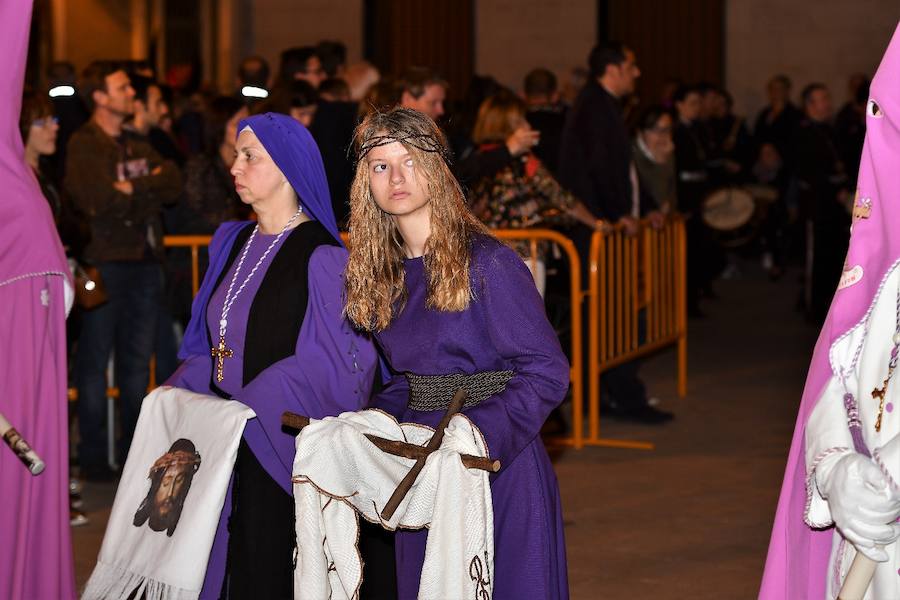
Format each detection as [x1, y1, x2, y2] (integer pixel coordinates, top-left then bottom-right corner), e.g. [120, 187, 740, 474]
[404, 370, 514, 412]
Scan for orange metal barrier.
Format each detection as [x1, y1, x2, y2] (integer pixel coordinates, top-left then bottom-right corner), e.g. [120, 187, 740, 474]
[492, 229, 584, 449]
[69, 224, 687, 457]
[162, 234, 214, 296]
[586, 216, 687, 450]
[67, 231, 587, 449]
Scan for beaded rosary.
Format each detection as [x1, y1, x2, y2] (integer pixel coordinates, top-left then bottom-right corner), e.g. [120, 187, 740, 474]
[211, 207, 303, 382]
[839, 281, 900, 456]
[870, 282, 900, 432]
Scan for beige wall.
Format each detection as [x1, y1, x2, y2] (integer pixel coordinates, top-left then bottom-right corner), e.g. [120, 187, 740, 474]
[52, 0, 136, 68]
[726, 1, 899, 122]
[250, 0, 363, 83]
[476, 0, 595, 93]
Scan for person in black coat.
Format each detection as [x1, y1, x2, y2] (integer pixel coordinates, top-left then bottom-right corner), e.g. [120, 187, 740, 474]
[559, 45, 639, 228]
[673, 84, 727, 316]
[753, 74, 803, 164]
[834, 74, 869, 188]
[308, 100, 358, 229]
[792, 83, 851, 325]
[523, 68, 567, 176]
[558, 42, 673, 424]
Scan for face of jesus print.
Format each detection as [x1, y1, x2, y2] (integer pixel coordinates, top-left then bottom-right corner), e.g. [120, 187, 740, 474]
[133, 438, 202, 537]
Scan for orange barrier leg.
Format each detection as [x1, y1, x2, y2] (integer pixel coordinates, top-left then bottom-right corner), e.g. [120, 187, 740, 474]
[586, 230, 654, 451]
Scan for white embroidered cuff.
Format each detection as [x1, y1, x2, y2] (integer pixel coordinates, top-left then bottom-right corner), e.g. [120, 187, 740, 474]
[805, 446, 851, 528]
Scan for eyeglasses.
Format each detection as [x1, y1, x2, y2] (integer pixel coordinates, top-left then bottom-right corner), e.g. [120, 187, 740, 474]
[31, 116, 59, 128]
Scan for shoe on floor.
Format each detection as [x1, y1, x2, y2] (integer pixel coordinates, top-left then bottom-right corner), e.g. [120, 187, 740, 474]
[70, 508, 89, 527]
[69, 478, 84, 509]
[69, 477, 84, 495]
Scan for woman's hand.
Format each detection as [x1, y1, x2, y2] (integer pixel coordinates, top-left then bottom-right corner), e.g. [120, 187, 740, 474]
[505, 126, 540, 157]
[619, 216, 639, 236]
[647, 210, 666, 230]
[113, 180, 134, 195]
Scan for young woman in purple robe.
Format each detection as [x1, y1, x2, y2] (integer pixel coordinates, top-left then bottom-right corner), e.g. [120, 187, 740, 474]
[166, 112, 379, 598]
[344, 107, 570, 599]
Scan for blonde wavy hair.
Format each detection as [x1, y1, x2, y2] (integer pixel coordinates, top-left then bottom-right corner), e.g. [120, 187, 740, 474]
[344, 107, 491, 332]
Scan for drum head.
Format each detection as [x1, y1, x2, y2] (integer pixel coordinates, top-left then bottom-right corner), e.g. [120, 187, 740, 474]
[702, 188, 755, 231]
[743, 183, 779, 204]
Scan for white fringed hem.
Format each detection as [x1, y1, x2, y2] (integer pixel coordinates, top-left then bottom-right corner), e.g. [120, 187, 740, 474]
[81, 561, 198, 600]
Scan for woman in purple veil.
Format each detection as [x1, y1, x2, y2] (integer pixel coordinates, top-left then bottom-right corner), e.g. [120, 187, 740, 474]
[166, 112, 379, 598]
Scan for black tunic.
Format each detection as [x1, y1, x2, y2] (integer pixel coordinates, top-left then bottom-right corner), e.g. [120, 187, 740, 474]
[208, 221, 337, 599]
[205, 221, 395, 599]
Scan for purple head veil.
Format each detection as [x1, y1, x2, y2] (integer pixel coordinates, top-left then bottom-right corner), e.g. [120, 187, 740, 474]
[237, 112, 342, 245]
[760, 22, 900, 598]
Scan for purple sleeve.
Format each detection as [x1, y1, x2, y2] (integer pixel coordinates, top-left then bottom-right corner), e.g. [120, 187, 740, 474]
[165, 354, 212, 392]
[463, 246, 570, 467]
[234, 245, 379, 492]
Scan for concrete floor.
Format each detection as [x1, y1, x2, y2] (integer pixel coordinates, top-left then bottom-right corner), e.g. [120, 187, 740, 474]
[71, 259, 816, 599]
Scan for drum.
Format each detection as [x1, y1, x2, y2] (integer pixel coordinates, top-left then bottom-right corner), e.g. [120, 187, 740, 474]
[701, 186, 773, 248]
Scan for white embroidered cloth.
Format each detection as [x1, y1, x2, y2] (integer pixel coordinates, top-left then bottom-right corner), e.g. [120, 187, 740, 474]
[83, 387, 255, 600]
[292, 409, 494, 600]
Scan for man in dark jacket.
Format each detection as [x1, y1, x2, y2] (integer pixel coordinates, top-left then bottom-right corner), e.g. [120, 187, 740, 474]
[523, 68, 566, 176]
[66, 61, 182, 480]
[753, 75, 803, 164]
[559, 42, 673, 424]
[673, 84, 726, 315]
[791, 83, 851, 325]
[559, 43, 641, 229]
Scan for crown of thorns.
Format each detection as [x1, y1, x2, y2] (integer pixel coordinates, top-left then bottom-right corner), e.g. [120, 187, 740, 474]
[354, 131, 451, 165]
[148, 450, 201, 476]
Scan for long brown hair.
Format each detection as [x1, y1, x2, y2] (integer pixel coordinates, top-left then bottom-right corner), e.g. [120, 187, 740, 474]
[471, 89, 526, 145]
[344, 107, 490, 332]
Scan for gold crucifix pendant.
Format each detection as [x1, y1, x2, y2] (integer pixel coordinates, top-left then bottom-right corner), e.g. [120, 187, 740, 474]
[211, 335, 234, 383]
[872, 382, 888, 432]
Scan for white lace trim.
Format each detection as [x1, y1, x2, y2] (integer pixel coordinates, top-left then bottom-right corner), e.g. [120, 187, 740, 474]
[805, 446, 851, 528]
[0, 270, 68, 288]
[872, 447, 900, 493]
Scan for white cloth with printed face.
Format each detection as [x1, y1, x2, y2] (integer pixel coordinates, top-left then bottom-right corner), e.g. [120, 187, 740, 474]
[82, 387, 254, 600]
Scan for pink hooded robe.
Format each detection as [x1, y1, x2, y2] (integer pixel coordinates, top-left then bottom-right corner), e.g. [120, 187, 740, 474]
[760, 22, 900, 599]
[0, 1, 76, 598]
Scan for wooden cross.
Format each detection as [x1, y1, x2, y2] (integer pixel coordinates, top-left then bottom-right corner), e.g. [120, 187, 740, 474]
[211, 335, 233, 383]
[283, 389, 502, 521]
[852, 191, 872, 221]
[872, 381, 888, 432]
